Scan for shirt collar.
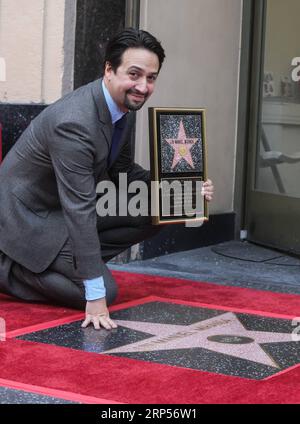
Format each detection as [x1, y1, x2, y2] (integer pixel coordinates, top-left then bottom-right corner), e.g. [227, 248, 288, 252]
[102, 80, 126, 125]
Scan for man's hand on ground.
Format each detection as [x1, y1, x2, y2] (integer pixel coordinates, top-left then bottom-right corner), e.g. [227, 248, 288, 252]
[81, 298, 118, 330]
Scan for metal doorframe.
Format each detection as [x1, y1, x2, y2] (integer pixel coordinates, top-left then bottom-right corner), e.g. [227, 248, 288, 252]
[244, 0, 300, 254]
[125, 0, 140, 28]
[245, 0, 267, 197]
[233, 0, 256, 238]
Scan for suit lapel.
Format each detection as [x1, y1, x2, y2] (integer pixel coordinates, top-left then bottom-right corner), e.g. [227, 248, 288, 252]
[91, 79, 136, 167]
[91, 78, 113, 149]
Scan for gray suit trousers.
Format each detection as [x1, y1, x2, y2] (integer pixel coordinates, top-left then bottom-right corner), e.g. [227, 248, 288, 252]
[0, 213, 160, 310]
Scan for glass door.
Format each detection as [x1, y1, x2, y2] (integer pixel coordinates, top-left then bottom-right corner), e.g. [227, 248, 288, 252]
[246, 0, 300, 253]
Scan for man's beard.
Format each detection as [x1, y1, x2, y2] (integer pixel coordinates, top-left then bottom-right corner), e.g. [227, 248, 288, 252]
[124, 89, 149, 111]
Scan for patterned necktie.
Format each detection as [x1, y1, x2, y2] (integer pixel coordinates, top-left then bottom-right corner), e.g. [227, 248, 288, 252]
[107, 115, 127, 168]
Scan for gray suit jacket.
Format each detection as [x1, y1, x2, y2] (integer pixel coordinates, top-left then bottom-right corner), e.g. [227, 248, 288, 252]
[0, 79, 148, 279]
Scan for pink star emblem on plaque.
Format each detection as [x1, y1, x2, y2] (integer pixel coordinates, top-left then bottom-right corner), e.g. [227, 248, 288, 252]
[166, 119, 198, 169]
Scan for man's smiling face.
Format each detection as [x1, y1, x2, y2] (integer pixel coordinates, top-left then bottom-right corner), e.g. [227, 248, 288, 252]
[104, 47, 160, 112]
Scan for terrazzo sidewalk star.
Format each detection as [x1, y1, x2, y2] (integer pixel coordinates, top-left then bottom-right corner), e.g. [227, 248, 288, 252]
[1, 272, 300, 403]
[104, 312, 294, 369]
[18, 298, 300, 381]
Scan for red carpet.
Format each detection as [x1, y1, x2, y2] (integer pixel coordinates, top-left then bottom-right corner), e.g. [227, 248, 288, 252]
[0, 271, 300, 404]
[0, 294, 82, 338]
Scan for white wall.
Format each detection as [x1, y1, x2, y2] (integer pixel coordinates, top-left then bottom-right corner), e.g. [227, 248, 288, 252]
[136, 0, 243, 214]
[0, 0, 76, 104]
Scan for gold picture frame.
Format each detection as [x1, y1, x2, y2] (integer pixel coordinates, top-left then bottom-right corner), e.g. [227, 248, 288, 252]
[149, 107, 208, 225]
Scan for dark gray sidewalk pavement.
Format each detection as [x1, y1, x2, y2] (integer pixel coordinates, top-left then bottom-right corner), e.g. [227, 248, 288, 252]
[109, 240, 300, 295]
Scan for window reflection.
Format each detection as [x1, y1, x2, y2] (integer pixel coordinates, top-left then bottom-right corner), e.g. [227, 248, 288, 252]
[256, 0, 300, 197]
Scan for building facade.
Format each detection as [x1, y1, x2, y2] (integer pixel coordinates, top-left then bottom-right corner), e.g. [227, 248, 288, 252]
[0, 0, 299, 258]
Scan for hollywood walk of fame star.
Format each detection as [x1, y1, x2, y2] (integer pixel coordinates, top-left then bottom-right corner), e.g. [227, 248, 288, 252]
[166, 119, 198, 170]
[102, 312, 296, 368]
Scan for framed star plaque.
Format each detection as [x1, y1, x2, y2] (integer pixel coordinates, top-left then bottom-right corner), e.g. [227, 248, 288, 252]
[149, 107, 208, 225]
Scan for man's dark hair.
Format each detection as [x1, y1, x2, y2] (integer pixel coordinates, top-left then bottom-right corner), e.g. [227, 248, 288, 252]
[104, 28, 165, 73]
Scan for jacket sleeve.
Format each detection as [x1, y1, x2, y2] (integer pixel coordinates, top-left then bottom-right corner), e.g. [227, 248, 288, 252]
[49, 121, 103, 279]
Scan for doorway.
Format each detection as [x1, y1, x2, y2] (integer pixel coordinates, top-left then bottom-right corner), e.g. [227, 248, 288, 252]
[245, 0, 300, 254]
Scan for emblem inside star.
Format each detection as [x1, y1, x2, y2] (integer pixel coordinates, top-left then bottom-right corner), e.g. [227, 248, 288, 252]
[166, 119, 198, 169]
